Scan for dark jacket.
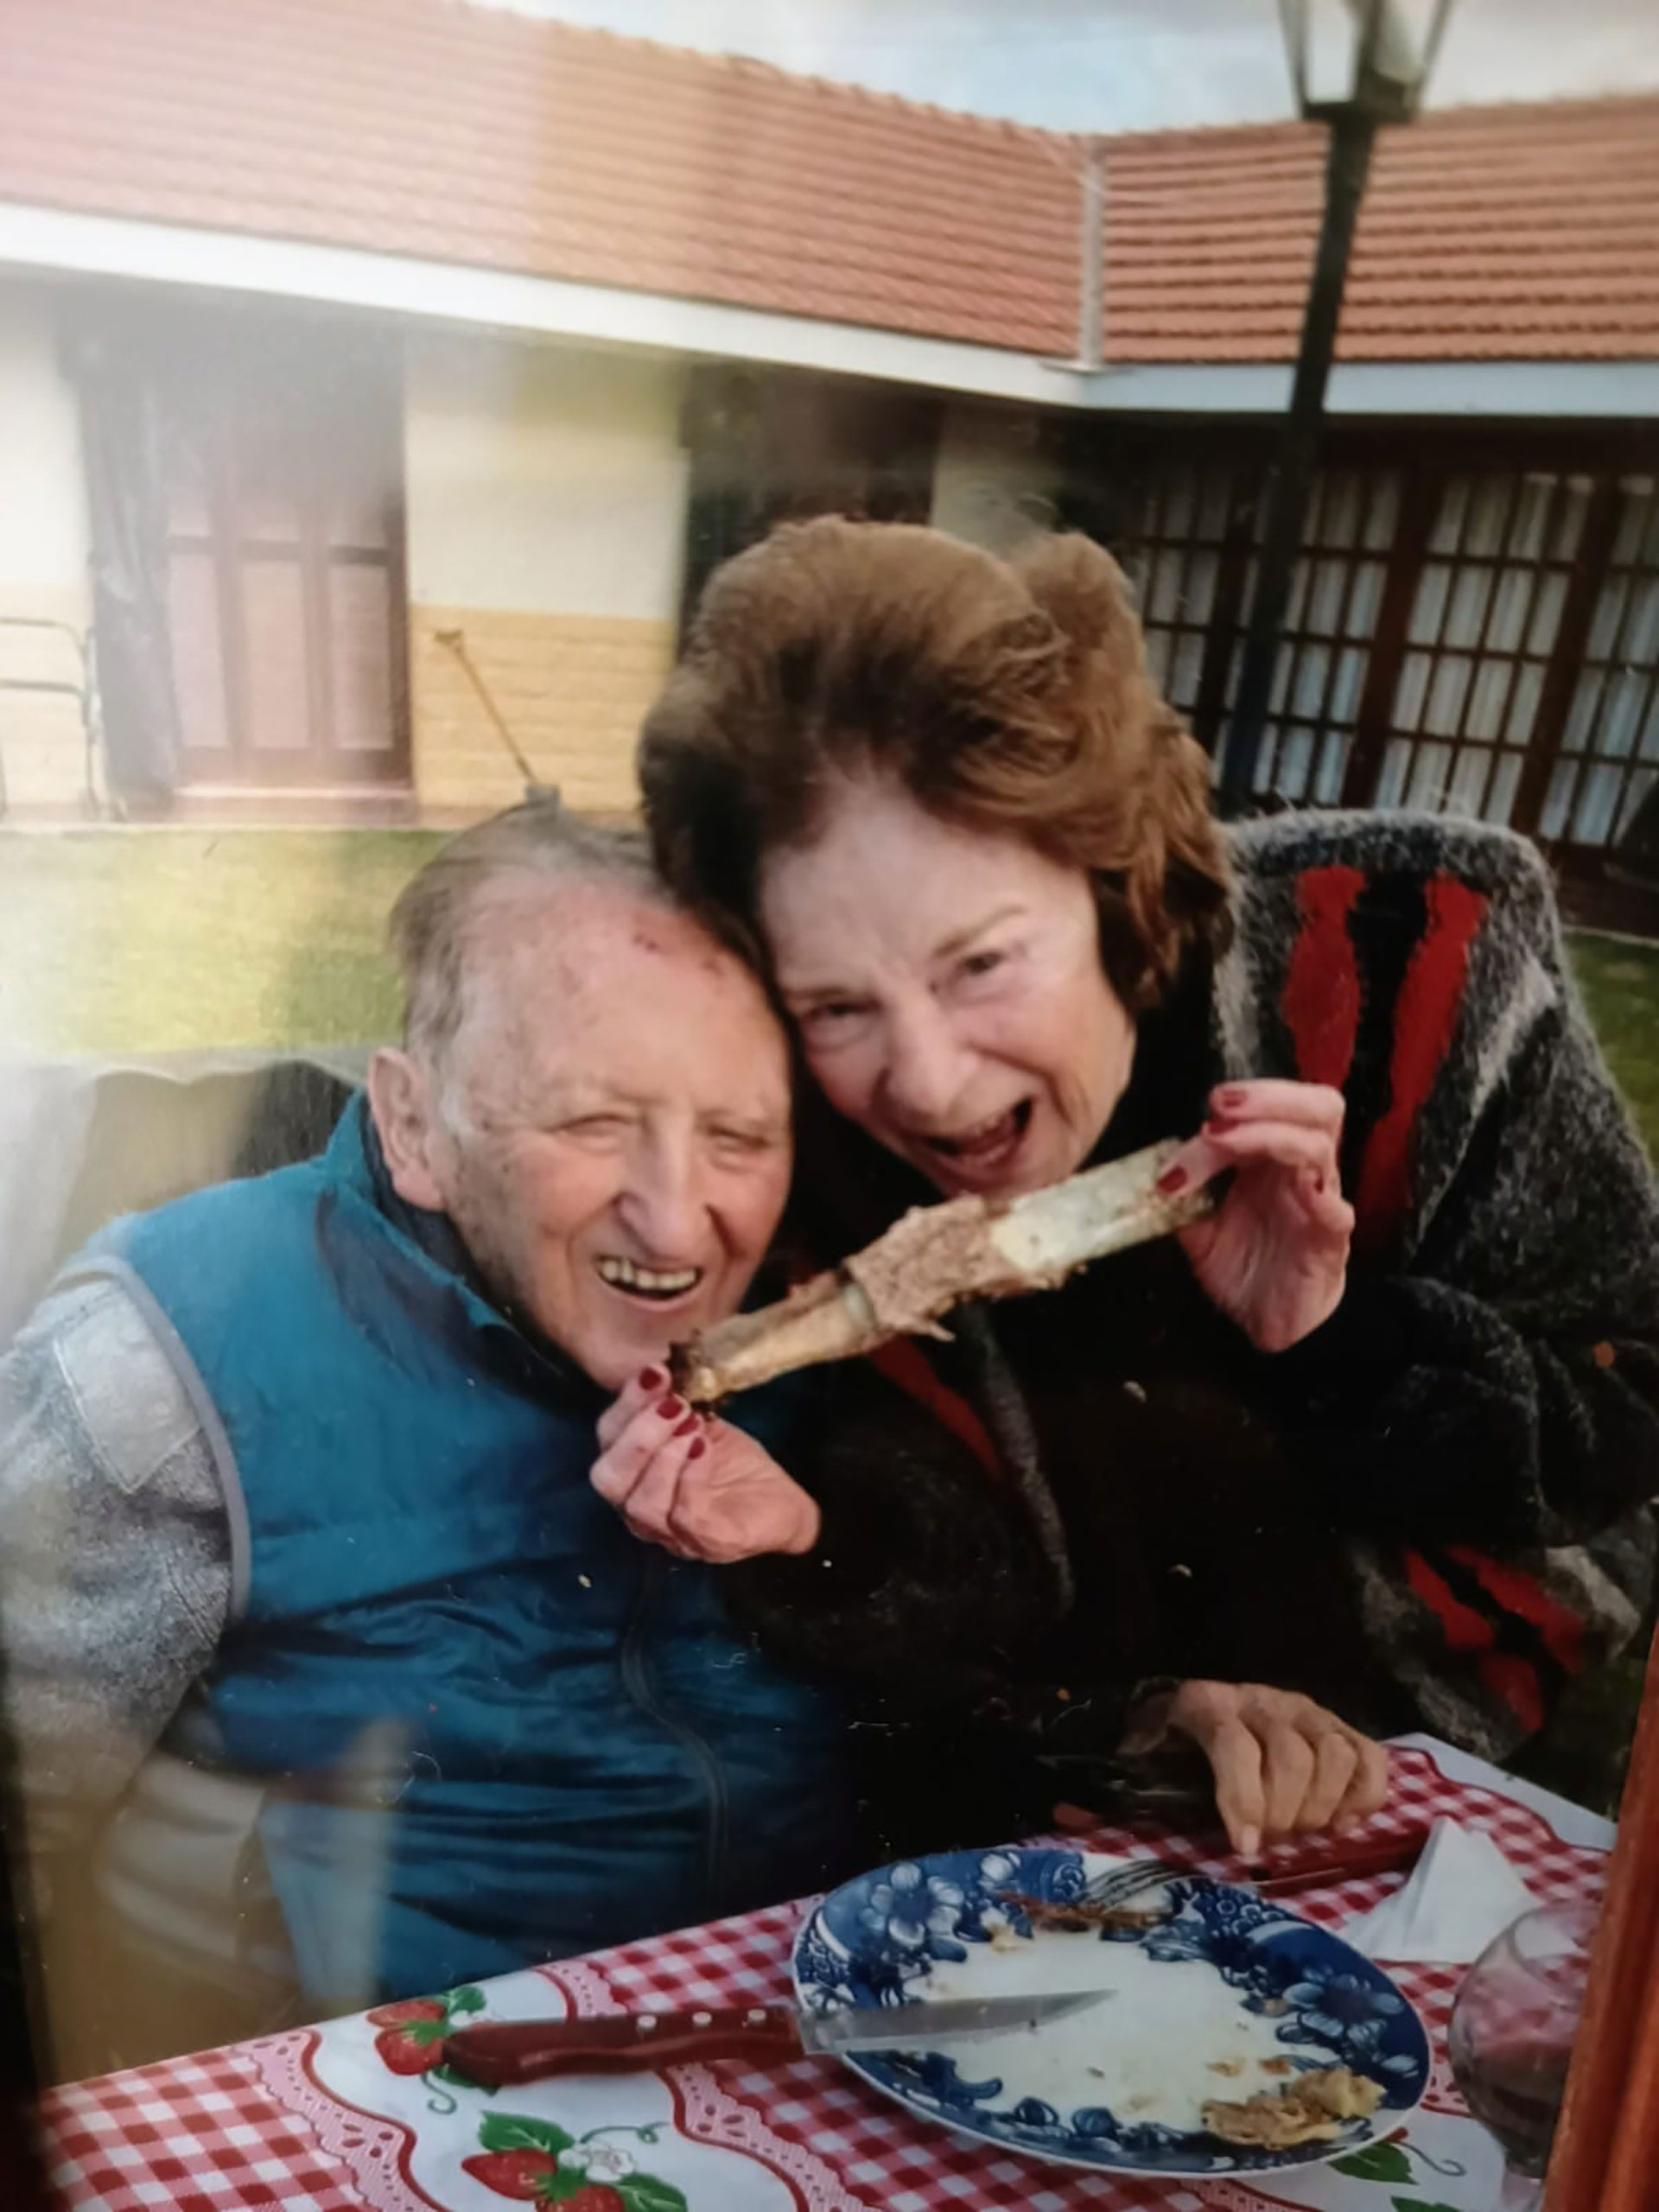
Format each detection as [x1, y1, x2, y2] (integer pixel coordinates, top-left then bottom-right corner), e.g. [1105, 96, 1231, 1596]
[732, 813, 1659, 1838]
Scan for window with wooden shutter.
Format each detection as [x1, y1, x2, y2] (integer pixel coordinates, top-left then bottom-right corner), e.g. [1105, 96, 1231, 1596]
[159, 307, 408, 795]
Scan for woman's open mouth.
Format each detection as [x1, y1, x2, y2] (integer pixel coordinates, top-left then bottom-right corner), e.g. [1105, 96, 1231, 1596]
[915, 1099, 1033, 1186]
[593, 1255, 706, 1307]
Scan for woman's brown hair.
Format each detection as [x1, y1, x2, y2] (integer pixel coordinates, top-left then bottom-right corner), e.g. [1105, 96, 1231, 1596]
[639, 516, 1231, 1008]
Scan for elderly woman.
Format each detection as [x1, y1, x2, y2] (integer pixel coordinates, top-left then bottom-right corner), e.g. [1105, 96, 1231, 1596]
[600, 517, 1659, 1854]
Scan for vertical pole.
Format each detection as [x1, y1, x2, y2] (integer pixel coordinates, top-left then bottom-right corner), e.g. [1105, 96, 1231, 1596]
[1542, 1624, 1659, 2212]
[1190, 449, 1267, 753]
[1218, 105, 1377, 814]
[1076, 137, 1105, 372]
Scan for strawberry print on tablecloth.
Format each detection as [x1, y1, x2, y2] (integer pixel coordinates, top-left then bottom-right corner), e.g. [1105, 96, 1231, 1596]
[460, 2107, 683, 2211]
[369, 1987, 486, 2079]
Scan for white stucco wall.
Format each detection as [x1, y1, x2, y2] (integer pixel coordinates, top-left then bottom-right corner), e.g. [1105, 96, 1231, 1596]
[0, 284, 87, 600]
[0, 281, 92, 807]
[401, 332, 688, 814]
[930, 400, 1058, 556]
[404, 333, 688, 623]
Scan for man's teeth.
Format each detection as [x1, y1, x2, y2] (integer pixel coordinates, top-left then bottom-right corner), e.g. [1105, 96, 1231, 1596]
[595, 1257, 702, 1298]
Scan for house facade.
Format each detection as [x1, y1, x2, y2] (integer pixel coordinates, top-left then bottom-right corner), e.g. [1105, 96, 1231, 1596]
[1, 0, 1657, 911]
[0, 285, 689, 821]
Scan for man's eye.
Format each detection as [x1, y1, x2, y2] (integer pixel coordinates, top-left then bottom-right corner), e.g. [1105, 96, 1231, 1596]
[561, 1115, 627, 1140]
[801, 1000, 868, 1031]
[711, 1128, 773, 1156]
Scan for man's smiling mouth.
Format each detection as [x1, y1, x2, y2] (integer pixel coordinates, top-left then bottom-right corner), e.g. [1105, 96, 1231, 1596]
[594, 1255, 704, 1303]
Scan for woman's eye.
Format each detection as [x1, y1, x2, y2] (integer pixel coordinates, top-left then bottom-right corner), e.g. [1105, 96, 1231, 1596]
[958, 949, 1006, 981]
[561, 1115, 627, 1141]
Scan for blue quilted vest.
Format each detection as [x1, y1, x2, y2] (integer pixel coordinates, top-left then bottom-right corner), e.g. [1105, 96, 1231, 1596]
[87, 1096, 852, 2006]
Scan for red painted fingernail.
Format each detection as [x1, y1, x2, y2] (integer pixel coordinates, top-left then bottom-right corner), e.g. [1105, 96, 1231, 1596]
[1217, 1087, 1245, 1110]
[657, 1395, 686, 1421]
[672, 1411, 699, 1438]
[1156, 1164, 1188, 1193]
[638, 1364, 668, 1390]
[687, 1435, 708, 1460]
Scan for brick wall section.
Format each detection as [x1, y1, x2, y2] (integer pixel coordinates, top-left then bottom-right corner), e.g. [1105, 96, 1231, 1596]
[408, 604, 671, 817]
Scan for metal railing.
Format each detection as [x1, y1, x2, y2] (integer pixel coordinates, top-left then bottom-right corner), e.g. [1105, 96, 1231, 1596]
[0, 617, 101, 817]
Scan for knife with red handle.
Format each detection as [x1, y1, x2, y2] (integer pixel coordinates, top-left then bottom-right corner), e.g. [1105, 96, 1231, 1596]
[443, 2009, 803, 2084]
[442, 1987, 1104, 2087]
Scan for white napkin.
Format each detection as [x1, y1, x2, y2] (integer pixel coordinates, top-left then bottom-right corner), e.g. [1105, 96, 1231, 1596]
[1343, 1816, 1541, 1963]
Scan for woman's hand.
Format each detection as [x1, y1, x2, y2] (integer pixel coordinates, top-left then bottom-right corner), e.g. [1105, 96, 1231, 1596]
[1115, 1680, 1391, 1857]
[590, 1366, 821, 1564]
[1157, 1079, 1354, 1352]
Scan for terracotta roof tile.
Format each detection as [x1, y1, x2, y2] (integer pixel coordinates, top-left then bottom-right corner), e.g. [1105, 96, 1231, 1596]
[0, 0, 1655, 366]
[1100, 96, 1659, 362]
[0, 0, 1082, 354]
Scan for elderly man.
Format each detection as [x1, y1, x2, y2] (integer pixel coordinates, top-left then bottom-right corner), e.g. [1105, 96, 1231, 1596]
[0, 802, 851, 2068]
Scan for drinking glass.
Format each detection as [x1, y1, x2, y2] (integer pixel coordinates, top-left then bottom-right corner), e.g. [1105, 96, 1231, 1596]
[1446, 1899, 1599, 2211]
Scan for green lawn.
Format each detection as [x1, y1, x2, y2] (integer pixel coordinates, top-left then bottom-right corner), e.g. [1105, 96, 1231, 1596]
[1568, 931, 1659, 1160]
[0, 828, 442, 1057]
[5, 832, 1659, 1167]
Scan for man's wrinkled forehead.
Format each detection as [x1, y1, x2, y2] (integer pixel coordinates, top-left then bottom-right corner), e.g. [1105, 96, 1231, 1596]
[446, 875, 788, 1113]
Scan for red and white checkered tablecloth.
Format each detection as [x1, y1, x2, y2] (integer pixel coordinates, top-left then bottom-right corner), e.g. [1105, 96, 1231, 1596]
[35, 1742, 1611, 2212]
[41, 2044, 363, 2212]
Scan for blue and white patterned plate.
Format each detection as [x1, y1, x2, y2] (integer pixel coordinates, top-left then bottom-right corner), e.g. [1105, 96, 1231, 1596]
[791, 1845, 1430, 2177]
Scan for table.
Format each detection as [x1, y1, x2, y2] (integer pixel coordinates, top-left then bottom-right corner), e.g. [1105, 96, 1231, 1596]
[36, 1738, 1613, 2212]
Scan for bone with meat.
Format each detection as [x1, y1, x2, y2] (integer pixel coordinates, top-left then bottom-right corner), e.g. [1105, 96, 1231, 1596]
[671, 1138, 1215, 1404]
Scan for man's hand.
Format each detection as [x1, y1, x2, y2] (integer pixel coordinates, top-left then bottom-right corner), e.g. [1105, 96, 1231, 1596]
[590, 1367, 821, 1564]
[1122, 1680, 1390, 1857]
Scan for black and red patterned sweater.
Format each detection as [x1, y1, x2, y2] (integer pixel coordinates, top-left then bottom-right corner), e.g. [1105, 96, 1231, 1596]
[730, 811, 1659, 1809]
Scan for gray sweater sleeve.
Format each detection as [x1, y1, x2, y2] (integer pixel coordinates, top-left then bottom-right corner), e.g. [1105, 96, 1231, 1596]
[0, 1275, 230, 1895]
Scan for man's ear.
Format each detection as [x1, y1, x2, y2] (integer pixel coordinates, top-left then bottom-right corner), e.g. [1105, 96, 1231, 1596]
[367, 1047, 448, 1213]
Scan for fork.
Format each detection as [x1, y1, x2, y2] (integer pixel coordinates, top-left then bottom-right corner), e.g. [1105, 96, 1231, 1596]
[994, 1858, 1191, 1925]
[1069, 1826, 1432, 1915]
[1078, 1858, 1193, 1912]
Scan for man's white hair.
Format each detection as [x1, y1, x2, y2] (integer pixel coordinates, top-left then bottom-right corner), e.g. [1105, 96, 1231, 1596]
[387, 798, 677, 1073]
